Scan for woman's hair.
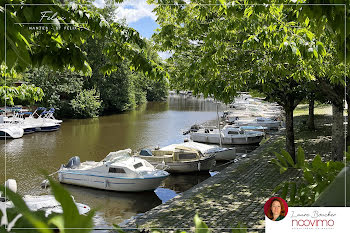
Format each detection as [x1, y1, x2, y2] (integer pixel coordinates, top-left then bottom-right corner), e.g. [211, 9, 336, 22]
[267, 198, 286, 219]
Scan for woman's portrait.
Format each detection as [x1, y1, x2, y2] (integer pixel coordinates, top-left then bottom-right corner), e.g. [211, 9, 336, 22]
[264, 197, 288, 221]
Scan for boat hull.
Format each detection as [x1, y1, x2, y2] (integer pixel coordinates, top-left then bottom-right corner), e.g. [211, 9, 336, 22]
[212, 148, 236, 161]
[190, 134, 263, 145]
[58, 171, 168, 192]
[146, 156, 216, 173]
[0, 126, 24, 139]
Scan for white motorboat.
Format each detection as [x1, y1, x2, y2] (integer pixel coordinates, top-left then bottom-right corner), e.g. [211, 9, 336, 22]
[0, 179, 90, 217]
[137, 146, 216, 173]
[2, 195, 91, 216]
[190, 125, 264, 145]
[234, 117, 281, 130]
[58, 149, 169, 192]
[239, 125, 268, 132]
[4, 108, 61, 132]
[0, 117, 24, 139]
[160, 141, 236, 161]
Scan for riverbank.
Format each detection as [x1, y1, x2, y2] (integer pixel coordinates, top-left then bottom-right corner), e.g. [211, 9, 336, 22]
[117, 104, 333, 232]
[118, 134, 296, 232]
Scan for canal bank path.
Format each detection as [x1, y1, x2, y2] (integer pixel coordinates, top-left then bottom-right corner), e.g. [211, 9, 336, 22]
[117, 133, 300, 233]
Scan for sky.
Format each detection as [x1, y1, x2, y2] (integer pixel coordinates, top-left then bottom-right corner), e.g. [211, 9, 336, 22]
[93, 0, 159, 39]
[93, 0, 171, 59]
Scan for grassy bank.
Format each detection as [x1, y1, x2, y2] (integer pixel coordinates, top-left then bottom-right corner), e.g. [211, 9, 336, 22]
[292, 103, 332, 160]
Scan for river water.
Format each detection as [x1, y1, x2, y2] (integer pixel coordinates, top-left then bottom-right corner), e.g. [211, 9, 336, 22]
[0, 96, 225, 228]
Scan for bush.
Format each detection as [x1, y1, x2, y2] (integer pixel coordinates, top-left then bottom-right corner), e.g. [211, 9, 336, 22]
[272, 146, 349, 206]
[70, 89, 101, 118]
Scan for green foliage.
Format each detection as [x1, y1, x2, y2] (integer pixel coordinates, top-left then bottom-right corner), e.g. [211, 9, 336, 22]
[70, 89, 101, 118]
[27, 67, 93, 118]
[0, 84, 43, 106]
[272, 147, 347, 206]
[0, 0, 166, 79]
[0, 177, 94, 233]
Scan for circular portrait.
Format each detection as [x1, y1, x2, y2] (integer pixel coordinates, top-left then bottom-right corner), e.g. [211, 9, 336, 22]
[264, 197, 288, 221]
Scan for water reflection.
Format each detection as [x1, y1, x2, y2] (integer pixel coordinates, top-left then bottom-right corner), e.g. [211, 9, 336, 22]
[0, 96, 222, 227]
[63, 184, 162, 227]
[162, 173, 211, 194]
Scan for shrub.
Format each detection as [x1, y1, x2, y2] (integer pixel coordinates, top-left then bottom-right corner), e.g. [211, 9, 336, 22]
[70, 89, 101, 118]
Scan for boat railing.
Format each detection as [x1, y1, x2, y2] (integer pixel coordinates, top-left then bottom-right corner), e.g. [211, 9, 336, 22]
[154, 163, 170, 171]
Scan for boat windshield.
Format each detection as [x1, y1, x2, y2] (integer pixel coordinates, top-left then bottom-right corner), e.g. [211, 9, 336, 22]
[103, 149, 132, 163]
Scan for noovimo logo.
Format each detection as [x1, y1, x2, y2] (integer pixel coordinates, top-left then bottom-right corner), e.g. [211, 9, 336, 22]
[290, 210, 336, 229]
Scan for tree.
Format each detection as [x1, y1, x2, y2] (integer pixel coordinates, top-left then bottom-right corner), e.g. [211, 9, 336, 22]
[150, 0, 326, 161]
[1, 0, 167, 101]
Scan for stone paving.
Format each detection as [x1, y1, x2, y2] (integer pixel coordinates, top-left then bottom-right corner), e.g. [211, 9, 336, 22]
[117, 135, 300, 232]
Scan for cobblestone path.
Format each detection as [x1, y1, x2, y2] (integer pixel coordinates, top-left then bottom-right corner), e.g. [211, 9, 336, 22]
[118, 135, 300, 232]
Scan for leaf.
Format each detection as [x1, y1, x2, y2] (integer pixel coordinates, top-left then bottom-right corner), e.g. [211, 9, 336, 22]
[0, 186, 51, 233]
[48, 215, 65, 233]
[296, 146, 305, 168]
[289, 182, 297, 204]
[281, 183, 289, 199]
[47, 177, 94, 232]
[274, 152, 288, 167]
[273, 183, 283, 193]
[281, 150, 295, 167]
[194, 213, 210, 233]
[244, 7, 253, 18]
[280, 167, 287, 174]
[303, 170, 314, 184]
[218, 0, 227, 10]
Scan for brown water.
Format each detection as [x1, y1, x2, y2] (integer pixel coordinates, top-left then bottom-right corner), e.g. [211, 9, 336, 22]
[0, 96, 222, 228]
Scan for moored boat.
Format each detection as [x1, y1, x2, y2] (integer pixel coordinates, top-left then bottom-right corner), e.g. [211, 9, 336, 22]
[234, 117, 281, 130]
[190, 125, 264, 145]
[0, 179, 90, 216]
[0, 118, 24, 139]
[137, 146, 216, 173]
[160, 141, 236, 161]
[58, 149, 169, 192]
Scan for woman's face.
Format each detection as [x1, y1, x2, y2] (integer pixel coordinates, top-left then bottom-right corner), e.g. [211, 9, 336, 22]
[271, 200, 282, 216]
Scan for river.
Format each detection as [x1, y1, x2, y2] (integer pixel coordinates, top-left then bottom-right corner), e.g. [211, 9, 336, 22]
[1, 96, 225, 229]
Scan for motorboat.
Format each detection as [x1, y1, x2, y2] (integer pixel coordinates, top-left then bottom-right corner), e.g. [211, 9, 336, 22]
[233, 117, 281, 130]
[0, 179, 90, 217]
[190, 125, 264, 145]
[2, 195, 91, 216]
[58, 149, 169, 192]
[159, 141, 236, 161]
[3, 108, 61, 132]
[0, 117, 24, 139]
[239, 125, 267, 132]
[136, 146, 216, 173]
[22, 108, 61, 132]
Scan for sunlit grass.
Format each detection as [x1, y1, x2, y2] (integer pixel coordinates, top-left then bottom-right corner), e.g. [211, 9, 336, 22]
[294, 103, 332, 116]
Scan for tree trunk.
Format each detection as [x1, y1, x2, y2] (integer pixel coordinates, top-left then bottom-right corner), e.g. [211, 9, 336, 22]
[285, 105, 295, 162]
[346, 94, 350, 146]
[332, 103, 345, 161]
[307, 94, 315, 130]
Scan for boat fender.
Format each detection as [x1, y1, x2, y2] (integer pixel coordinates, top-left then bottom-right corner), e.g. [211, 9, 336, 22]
[41, 179, 50, 189]
[198, 162, 201, 171]
[5, 179, 17, 193]
[58, 173, 63, 182]
[105, 180, 109, 188]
